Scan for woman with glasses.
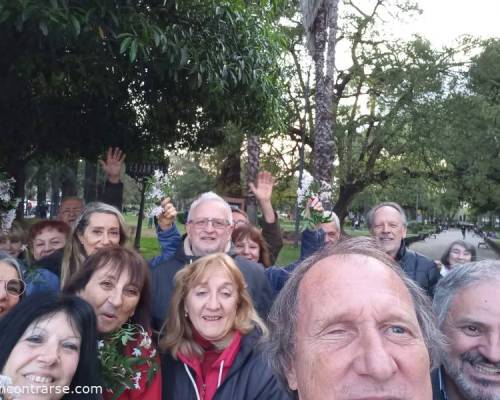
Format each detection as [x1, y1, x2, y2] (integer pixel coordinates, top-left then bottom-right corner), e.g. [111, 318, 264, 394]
[0, 251, 25, 319]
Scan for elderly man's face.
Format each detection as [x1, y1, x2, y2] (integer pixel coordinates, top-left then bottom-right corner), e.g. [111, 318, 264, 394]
[287, 254, 432, 400]
[186, 200, 233, 256]
[371, 206, 407, 258]
[319, 221, 340, 244]
[441, 281, 500, 400]
[57, 198, 84, 226]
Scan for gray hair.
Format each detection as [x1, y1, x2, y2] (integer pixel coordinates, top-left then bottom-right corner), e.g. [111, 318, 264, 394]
[433, 259, 500, 328]
[266, 236, 443, 389]
[324, 210, 340, 231]
[0, 251, 23, 280]
[366, 201, 407, 231]
[187, 192, 233, 225]
[61, 202, 128, 287]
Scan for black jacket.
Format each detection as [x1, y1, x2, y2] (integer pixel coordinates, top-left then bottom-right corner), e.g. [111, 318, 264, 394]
[161, 329, 292, 400]
[431, 367, 446, 400]
[150, 240, 274, 331]
[396, 241, 440, 298]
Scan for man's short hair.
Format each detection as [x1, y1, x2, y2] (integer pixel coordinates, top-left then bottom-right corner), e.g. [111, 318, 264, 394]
[433, 259, 500, 328]
[266, 236, 442, 387]
[187, 192, 233, 225]
[323, 210, 340, 231]
[366, 201, 408, 231]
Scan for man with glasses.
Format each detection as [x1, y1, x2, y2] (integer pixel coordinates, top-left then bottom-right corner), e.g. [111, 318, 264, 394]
[151, 192, 274, 330]
[0, 252, 25, 318]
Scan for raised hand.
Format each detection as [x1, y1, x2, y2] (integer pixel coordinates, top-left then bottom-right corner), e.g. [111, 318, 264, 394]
[99, 147, 126, 183]
[249, 171, 276, 223]
[157, 197, 177, 230]
[249, 171, 275, 203]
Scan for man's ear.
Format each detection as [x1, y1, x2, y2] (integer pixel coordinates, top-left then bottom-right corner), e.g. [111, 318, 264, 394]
[285, 365, 298, 391]
[402, 225, 407, 238]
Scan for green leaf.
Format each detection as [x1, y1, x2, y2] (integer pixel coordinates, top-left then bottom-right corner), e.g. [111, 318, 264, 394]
[39, 21, 48, 36]
[70, 15, 80, 36]
[129, 39, 138, 62]
[120, 37, 132, 54]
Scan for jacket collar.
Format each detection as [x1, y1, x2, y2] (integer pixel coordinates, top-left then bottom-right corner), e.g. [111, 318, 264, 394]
[395, 240, 407, 261]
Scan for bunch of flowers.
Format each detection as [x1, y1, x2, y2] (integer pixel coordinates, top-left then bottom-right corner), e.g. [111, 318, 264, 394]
[144, 169, 172, 218]
[98, 323, 158, 400]
[0, 172, 19, 233]
[296, 170, 333, 230]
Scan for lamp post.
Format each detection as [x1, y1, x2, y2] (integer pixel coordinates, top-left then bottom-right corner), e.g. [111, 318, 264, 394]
[126, 161, 168, 249]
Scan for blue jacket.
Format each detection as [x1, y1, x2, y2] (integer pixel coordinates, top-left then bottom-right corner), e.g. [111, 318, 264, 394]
[265, 228, 325, 295]
[148, 224, 182, 268]
[19, 260, 60, 296]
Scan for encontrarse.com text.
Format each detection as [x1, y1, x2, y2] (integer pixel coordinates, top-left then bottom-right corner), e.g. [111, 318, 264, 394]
[1, 384, 103, 397]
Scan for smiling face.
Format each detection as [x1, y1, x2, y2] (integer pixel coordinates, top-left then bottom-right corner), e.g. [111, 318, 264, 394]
[184, 264, 238, 343]
[32, 228, 67, 261]
[447, 244, 473, 267]
[78, 213, 121, 256]
[78, 264, 140, 333]
[234, 236, 260, 263]
[57, 199, 84, 226]
[0, 261, 21, 318]
[186, 201, 233, 257]
[2, 311, 81, 400]
[371, 206, 407, 258]
[441, 281, 500, 400]
[287, 254, 432, 400]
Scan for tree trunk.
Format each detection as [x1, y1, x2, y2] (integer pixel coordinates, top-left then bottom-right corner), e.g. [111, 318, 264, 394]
[50, 171, 61, 218]
[333, 182, 366, 228]
[245, 135, 260, 224]
[61, 160, 79, 197]
[84, 159, 97, 203]
[215, 151, 242, 198]
[311, 0, 339, 186]
[6, 159, 25, 220]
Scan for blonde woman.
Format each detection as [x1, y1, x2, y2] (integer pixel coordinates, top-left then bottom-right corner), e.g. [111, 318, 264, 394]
[160, 253, 291, 400]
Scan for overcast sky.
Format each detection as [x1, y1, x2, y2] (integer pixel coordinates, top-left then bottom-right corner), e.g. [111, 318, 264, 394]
[395, 0, 500, 46]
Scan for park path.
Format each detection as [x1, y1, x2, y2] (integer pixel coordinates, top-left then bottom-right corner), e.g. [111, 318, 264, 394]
[409, 228, 499, 261]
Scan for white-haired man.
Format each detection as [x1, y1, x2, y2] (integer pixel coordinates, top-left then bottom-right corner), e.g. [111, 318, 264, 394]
[151, 192, 274, 330]
[367, 201, 440, 297]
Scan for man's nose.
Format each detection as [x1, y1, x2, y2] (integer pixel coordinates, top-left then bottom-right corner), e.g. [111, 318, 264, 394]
[480, 332, 500, 363]
[353, 329, 398, 381]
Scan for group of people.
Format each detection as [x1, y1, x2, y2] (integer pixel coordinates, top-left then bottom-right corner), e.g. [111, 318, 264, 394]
[1, 149, 498, 400]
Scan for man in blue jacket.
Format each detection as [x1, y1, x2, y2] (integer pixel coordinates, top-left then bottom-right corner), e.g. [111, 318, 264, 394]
[151, 192, 274, 331]
[367, 201, 440, 297]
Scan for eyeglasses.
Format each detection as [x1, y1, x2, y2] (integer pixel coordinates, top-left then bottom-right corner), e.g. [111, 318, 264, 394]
[188, 218, 230, 230]
[1, 279, 26, 296]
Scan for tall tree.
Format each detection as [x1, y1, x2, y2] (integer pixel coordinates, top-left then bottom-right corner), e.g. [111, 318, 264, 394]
[300, 0, 340, 184]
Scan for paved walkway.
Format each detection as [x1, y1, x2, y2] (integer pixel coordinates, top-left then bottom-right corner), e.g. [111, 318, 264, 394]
[409, 229, 499, 261]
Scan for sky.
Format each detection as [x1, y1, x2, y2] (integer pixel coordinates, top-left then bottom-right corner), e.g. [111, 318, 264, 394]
[394, 0, 500, 47]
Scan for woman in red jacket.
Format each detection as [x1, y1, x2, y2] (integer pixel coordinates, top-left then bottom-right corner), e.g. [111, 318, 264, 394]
[160, 252, 291, 400]
[64, 246, 161, 400]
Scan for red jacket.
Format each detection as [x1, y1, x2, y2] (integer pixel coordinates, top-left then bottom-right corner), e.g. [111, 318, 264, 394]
[103, 329, 162, 400]
[177, 331, 242, 400]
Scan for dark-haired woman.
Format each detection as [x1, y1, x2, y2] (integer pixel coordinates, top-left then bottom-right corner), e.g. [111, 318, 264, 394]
[0, 293, 101, 399]
[64, 246, 161, 400]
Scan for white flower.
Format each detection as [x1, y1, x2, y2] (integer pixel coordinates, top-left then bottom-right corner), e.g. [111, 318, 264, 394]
[139, 335, 152, 349]
[149, 348, 157, 358]
[132, 348, 142, 357]
[97, 340, 105, 349]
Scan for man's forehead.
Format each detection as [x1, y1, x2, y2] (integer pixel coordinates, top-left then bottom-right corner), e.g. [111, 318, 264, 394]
[61, 199, 83, 208]
[300, 254, 409, 302]
[192, 200, 229, 218]
[448, 281, 500, 319]
[321, 221, 338, 232]
[374, 206, 403, 222]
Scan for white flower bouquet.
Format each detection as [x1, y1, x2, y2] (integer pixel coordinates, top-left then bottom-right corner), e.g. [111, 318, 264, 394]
[296, 170, 333, 230]
[144, 170, 172, 218]
[0, 173, 19, 233]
